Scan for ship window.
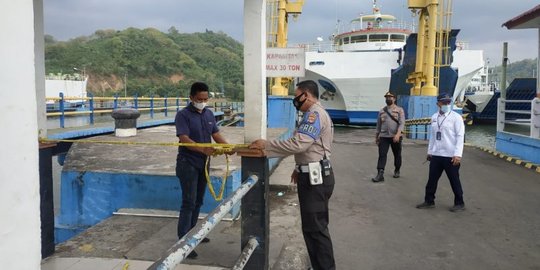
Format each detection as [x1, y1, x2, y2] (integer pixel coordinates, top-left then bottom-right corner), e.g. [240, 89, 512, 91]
[390, 34, 405, 42]
[369, 34, 388, 42]
[351, 35, 367, 43]
[342, 37, 350, 44]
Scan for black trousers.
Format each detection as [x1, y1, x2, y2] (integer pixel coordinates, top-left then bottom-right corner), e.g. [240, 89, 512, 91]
[176, 159, 207, 239]
[297, 169, 336, 270]
[424, 155, 464, 205]
[377, 136, 402, 171]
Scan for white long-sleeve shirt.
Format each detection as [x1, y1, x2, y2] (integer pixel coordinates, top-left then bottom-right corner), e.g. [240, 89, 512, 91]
[427, 110, 465, 158]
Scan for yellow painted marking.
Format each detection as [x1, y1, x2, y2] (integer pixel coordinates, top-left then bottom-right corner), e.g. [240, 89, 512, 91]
[536, 167, 540, 173]
[515, 160, 522, 165]
[525, 163, 533, 169]
[79, 244, 94, 252]
[122, 262, 130, 270]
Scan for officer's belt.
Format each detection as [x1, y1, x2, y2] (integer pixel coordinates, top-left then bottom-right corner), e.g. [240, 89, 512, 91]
[296, 165, 310, 173]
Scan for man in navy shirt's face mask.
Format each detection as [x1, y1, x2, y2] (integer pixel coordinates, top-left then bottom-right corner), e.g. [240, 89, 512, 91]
[174, 82, 229, 259]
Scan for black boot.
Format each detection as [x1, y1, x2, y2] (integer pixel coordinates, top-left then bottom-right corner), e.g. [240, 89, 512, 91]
[372, 169, 384, 182]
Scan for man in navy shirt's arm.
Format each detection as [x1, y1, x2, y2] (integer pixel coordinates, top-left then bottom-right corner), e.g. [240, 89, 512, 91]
[175, 82, 228, 259]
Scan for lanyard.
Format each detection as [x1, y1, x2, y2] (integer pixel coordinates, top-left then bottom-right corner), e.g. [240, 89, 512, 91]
[437, 113, 448, 131]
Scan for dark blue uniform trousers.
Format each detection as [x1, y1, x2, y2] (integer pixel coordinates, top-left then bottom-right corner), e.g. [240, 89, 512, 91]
[176, 159, 207, 239]
[376, 136, 402, 171]
[425, 155, 464, 205]
[297, 169, 336, 270]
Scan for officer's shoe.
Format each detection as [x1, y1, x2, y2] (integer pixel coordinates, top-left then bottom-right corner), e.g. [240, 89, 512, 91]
[416, 202, 435, 209]
[449, 204, 465, 212]
[393, 170, 400, 178]
[201, 237, 210, 243]
[186, 250, 198, 259]
[371, 170, 384, 182]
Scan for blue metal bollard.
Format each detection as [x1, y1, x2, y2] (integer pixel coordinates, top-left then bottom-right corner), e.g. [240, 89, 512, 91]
[114, 95, 118, 109]
[176, 97, 180, 112]
[134, 94, 138, 109]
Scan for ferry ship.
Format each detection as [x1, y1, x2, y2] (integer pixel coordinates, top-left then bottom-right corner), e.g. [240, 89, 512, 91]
[45, 73, 88, 110]
[299, 0, 484, 124]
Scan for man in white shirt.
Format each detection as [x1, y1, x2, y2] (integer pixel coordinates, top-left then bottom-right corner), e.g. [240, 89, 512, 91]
[416, 94, 466, 212]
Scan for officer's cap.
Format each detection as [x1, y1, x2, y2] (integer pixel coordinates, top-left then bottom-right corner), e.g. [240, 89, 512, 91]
[437, 93, 452, 103]
[384, 91, 395, 98]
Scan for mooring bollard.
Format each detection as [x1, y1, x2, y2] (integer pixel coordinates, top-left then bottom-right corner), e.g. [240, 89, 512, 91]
[111, 108, 140, 137]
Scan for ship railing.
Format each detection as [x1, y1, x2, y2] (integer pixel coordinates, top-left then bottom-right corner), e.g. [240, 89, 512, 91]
[148, 174, 261, 270]
[46, 93, 244, 128]
[337, 19, 416, 35]
[294, 42, 338, 53]
[497, 98, 540, 139]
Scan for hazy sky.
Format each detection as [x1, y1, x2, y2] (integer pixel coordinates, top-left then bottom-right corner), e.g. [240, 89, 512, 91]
[44, 0, 539, 65]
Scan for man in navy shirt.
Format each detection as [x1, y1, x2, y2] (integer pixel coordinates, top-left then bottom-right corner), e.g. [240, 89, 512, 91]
[175, 82, 228, 259]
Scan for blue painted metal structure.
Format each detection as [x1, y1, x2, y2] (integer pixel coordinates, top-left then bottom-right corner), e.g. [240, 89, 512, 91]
[471, 78, 536, 123]
[496, 132, 540, 164]
[391, 31, 460, 139]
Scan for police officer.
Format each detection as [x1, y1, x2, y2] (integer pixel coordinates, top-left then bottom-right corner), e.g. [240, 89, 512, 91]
[416, 93, 466, 212]
[249, 80, 335, 270]
[372, 91, 405, 182]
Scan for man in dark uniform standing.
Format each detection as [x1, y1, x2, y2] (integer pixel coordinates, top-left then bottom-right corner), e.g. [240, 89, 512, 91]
[372, 91, 405, 182]
[175, 82, 229, 258]
[250, 80, 335, 270]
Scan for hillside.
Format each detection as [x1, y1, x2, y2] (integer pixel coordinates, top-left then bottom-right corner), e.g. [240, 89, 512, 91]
[45, 27, 244, 100]
[491, 58, 538, 86]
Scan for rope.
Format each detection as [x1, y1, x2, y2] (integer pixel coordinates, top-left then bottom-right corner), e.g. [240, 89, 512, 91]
[39, 138, 248, 152]
[204, 153, 230, 201]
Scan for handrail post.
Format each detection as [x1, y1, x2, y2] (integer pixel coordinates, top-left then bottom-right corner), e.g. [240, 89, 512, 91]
[497, 98, 505, 132]
[59, 92, 65, 128]
[241, 156, 269, 269]
[150, 95, 154, 119]
[89, 93, 94, 125]
[164, 95, 168, 117]
[176, 96, 180, 112]
[114, 94, 118, 109]
[134, 94, 138, 109]
[531, 98, 540, 138]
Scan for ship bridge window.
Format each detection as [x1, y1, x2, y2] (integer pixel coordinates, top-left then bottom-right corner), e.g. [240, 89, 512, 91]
[342, 37, 350, 44]
[350, 35, 367, 43]
[390, 34, 405, 42]
[369, 34, 388, 42]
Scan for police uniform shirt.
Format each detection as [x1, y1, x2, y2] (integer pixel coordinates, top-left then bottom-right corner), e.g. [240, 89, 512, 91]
[428, 110, 465, 158]
[264, 102, 333, 165]
[376, 105, 405, 138]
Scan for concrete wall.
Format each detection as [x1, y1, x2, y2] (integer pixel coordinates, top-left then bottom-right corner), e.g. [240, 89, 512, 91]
[56, 170, 241, 243]
[0, 0, 42, 269]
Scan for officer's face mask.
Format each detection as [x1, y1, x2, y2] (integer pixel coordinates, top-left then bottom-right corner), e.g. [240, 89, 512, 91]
[385, 98, 393, 106]
[440, 104, 451, 113]
[293, 92, 307, 111]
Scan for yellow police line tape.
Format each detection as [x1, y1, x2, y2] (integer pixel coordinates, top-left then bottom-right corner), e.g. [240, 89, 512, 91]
[39, 138, 250, 201]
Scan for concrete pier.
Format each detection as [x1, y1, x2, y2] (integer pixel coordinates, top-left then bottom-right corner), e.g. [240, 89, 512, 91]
[44, 128, 540, 270]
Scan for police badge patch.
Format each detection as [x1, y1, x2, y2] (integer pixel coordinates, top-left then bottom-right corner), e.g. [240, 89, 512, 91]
[298, 111, 321, 140]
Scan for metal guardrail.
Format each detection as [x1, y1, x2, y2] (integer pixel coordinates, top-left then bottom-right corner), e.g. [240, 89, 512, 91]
[46, 93, 244, 128]
[148, 175, 259, 270]
[497, 98, 540, 138]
